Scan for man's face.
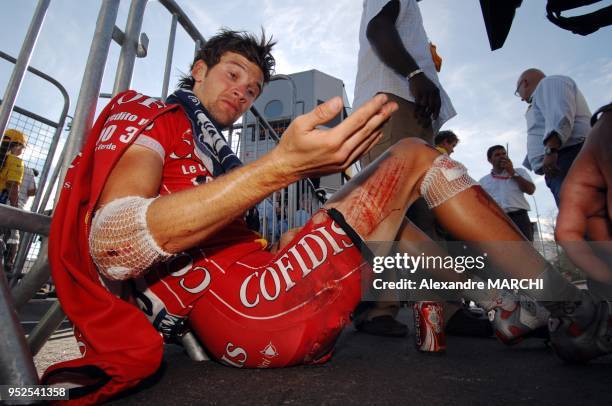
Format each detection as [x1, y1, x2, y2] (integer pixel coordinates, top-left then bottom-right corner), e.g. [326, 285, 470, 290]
[515, 74, 535, 104]
[441, 139, 457, 155]
[191, 52, 264, 127]
[10, 143, 24, 156]
[489, 148, 507, 170]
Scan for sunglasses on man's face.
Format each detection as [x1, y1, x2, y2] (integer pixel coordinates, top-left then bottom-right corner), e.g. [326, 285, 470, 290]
[514, 79, 526, 97]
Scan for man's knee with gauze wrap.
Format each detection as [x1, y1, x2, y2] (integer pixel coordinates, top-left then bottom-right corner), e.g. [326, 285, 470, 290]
[420, 155, 478, 208]
[89, 196, 172, 280]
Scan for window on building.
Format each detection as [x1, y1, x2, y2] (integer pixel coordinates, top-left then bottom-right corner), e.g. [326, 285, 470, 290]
[264, 100, 284, 119]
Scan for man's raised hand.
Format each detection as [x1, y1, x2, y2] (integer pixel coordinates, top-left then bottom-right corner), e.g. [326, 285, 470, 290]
[271, 94, 398, 182]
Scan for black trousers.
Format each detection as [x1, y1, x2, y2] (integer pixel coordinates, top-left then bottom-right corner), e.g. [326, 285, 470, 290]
[507, 209, 534, 241]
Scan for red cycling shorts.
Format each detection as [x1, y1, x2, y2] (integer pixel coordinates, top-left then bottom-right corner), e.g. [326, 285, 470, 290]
[135, 208, 369, 368]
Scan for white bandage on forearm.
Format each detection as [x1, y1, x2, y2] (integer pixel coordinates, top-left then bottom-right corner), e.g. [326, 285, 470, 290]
[89, 196, 172, 281]
[420, 155, 478, 208]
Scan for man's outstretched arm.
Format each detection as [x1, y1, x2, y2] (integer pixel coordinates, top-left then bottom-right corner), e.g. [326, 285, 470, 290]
[556, 112, 612, 282]
[96, 95, 397, 254]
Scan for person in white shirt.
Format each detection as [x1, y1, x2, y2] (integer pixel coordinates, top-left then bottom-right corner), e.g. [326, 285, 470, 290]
[480, 145, 536, 241]
[352, 0, 456, 337]
[515, 68, 590, 207]
[353, 0, 455, 141]
[17, 166, 37, 209]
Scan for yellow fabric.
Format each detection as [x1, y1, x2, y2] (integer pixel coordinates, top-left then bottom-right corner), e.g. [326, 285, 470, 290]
[435, 145, 448, 154]
[254, 238, 268, 249]
[0, 154, 24, 189]
[3, 128, 27, 145]
[430, 42, 442, 72]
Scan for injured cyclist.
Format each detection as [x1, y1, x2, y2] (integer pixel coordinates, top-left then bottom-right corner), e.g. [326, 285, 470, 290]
[45, 29, 612, 405]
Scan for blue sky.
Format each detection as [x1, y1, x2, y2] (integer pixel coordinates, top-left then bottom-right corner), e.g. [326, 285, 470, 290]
[1, 0, 611, 227]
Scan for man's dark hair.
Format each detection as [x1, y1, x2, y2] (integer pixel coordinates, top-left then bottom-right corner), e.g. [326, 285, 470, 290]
[487, 145, 505, 160]
[178, 28, 276, 89]
[434, 130, 458, 146]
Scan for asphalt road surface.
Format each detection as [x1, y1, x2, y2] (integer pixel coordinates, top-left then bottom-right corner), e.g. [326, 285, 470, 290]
[19, 300, 612, 405]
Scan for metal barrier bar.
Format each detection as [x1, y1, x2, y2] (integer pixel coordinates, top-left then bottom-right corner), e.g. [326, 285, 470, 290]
[255, 111, 260, 159]
[158, 0, 206, 45]
[180, 332, 209, 362]
[272, 192, 277, 241]
[0, 205, 51, 235]
[247, 106, 281, 142]
[39, 144, 66, 211]
[112, 25, 125, 45]
[161, 14, 178, 101]
[11, 239, 51, 310]
[0, 100, 59, 128]
[60, 0, 120, 186]
[9, 231, 39, 287]
[0, 0, 50, 143]
[0, 271, 39, 387]
[27, 300, 66, 356]
[0, 205, 51, 289]
[280, 188, 285, 238]
[193, 39, 202, 58]
[112, 0, 148, 95]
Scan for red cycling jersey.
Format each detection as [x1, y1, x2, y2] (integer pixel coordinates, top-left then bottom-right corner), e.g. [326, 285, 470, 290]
[134, 108, 368, 367]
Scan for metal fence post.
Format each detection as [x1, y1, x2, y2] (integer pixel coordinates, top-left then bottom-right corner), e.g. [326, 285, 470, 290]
[0, 269, 39, 387]
[112, 0, 148, 95]
[27, 300, 66, 356]
[161, 14, 178, 100]
[0, 0, 50, 142]
[59, 0, 120, 186]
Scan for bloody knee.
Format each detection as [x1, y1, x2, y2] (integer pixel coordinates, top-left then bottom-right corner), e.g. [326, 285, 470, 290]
[419, 155, 478, 208]
[387, 138, 441, 174]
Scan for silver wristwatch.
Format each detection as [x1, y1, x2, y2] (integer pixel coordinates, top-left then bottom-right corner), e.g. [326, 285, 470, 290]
[544, 146, 559, 155]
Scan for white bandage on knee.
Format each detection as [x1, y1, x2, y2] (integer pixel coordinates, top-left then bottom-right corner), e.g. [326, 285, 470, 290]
[419, 155, 478, 208]
[89, 196, 172, 281]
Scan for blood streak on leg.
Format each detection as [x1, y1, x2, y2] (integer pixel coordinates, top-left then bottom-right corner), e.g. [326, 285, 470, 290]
[343, 157, 409, 236]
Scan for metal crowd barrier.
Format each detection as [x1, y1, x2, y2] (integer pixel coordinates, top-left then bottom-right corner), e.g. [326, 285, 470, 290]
[0, 0, 58, 388]
[0, 49, 70, 286]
